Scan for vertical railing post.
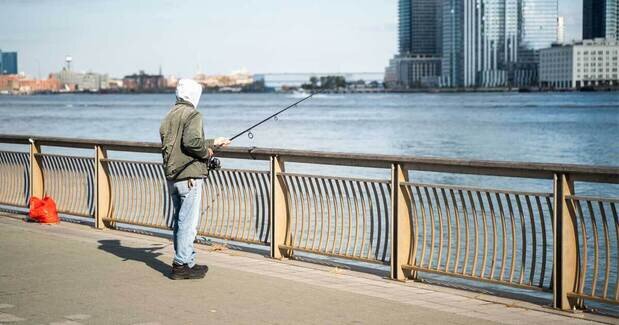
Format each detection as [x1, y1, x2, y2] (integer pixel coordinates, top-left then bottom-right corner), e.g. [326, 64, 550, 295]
[553, 173, 578, 310]
[95, 145, 111, 229]
[270, 155, 290, 259]
[391, 163, 413, 281]
[29, 139, 44, 200]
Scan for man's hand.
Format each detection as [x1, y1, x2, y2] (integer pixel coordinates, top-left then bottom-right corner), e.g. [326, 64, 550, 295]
[207, 148, 214, 157]
[214, 137, 231, 147]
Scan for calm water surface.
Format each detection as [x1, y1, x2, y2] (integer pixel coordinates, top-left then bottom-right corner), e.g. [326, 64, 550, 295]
[0, 92, 617, 194]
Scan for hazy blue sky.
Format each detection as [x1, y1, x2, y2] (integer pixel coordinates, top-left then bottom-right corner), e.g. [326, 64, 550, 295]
[1, 0, 582, 78]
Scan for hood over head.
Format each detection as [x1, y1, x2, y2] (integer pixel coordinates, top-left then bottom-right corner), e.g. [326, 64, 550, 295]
[176, 79, 203, 108]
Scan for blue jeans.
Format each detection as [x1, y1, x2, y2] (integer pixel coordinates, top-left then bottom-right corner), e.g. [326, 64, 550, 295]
[168, 178, 203, 267]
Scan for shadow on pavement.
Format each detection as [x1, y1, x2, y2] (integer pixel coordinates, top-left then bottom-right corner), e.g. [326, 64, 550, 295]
[97, 239, 170, 277]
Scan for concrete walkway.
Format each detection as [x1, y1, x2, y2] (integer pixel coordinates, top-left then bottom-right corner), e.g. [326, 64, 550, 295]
[0, 215, 615, 325]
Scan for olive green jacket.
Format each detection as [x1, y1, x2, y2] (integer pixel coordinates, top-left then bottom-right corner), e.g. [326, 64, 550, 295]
[160, 100, 214, 180]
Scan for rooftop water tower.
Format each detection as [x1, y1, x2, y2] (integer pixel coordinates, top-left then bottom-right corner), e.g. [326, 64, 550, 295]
[65, 56, 72, 71]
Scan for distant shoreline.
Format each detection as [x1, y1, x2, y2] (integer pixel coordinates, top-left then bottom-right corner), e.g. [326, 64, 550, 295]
[2, 86, 618, 96]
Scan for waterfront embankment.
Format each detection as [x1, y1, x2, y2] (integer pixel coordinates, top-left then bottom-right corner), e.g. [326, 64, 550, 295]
[0, 215, 613, 324]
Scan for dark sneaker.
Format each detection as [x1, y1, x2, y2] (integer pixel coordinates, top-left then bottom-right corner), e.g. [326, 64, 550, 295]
[171, 263, 208, 280]
[192, 264, 209, 273]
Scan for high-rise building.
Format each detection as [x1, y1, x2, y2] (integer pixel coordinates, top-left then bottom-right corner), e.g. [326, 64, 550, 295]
[385, 0, 443, 88]
[388, 0, 558, 88]
[399, 0, 413, 55]
[557, 16, 565, 44]
[477, 0, 520, 87]
[442, 0, 517, 87]
[442, 0, 482, 87]
[584, 0, 606, 39]
[440, 0, 557, 87]
[512, 0, 558, 86]
[399, 0, 442, 55]
[440, 0, 462, 86]
[0, 50, 18, 75]
[583, 0, 619, 40]
[520, 0, 558, 50]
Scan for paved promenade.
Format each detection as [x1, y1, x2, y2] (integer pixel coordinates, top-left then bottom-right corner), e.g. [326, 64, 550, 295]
[0, 214, 615, 325]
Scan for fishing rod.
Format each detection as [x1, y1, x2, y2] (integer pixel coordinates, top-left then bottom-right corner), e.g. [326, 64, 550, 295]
[167, 89, 324, 177]
[206, 89, 321, 170]
[199, 89, 322, 205]
[228, 89, 322, 141]
[169, 89, 322, 176]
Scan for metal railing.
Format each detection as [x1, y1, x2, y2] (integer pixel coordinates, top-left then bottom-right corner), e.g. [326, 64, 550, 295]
[39, 153, 95, 217]
[0, 150, 29, 207]
[567, 195, 618, 305]
[279, 173, 392, 264]
[0, 134, 617, 310]
[401, 183, 554, 291]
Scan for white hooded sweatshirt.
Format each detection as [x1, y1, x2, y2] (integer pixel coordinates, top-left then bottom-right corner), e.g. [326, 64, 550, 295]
[175, 79, 203, 108]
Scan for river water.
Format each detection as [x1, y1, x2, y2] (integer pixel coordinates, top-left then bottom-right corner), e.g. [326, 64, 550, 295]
[0, 92, 617, 194]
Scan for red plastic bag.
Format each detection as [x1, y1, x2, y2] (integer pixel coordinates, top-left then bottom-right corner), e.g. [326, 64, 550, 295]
[29, 196, 60, 224]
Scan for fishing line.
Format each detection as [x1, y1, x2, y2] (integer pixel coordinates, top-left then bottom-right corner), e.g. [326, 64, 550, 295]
[203, 90, 322, 207]
[228, 89, 321, 142]
[208, 89, 322, 162]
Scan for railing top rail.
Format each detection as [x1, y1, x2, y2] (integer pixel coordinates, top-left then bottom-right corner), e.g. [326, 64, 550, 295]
[402, 181, 553, 198]
[0, 134, 161, 153]
[1, 134, 618, 183]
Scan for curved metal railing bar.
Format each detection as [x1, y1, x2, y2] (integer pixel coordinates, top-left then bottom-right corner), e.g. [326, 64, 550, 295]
[568, 196, 618, 305]
[279, 172, 391, 264]
[402, 181, 554, 292]
[0, 151, 30, 207]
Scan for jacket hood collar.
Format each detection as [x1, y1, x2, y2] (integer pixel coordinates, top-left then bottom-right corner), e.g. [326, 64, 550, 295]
[175, 79, 202, 109]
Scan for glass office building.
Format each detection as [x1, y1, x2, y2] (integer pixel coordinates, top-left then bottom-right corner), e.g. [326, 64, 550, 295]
[476, 0, 520, 86]
[441, 0, 465, 86]
[583, 0, 619, 40]
[440, 0, 557, 87]
[399, 0, 413, 55]
[399, 0, 441, 55]
[520, 0, 558, 50]
[387, 0, 443, 88]
[0, 51, 18, 75]
[391, 0, 558, 88]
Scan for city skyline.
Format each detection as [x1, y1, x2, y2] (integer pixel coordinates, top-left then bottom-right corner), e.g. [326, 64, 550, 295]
[386, 0, 564, 88]
[1, 0, 583, 78]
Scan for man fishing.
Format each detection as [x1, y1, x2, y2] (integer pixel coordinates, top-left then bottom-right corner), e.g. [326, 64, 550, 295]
[160, 79, 230, 280]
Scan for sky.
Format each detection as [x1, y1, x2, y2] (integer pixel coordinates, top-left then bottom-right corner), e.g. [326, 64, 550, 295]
[1, 0, 582, 78]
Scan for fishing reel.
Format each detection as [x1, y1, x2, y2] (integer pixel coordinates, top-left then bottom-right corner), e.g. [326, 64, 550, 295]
[207, 156, 221, 171]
